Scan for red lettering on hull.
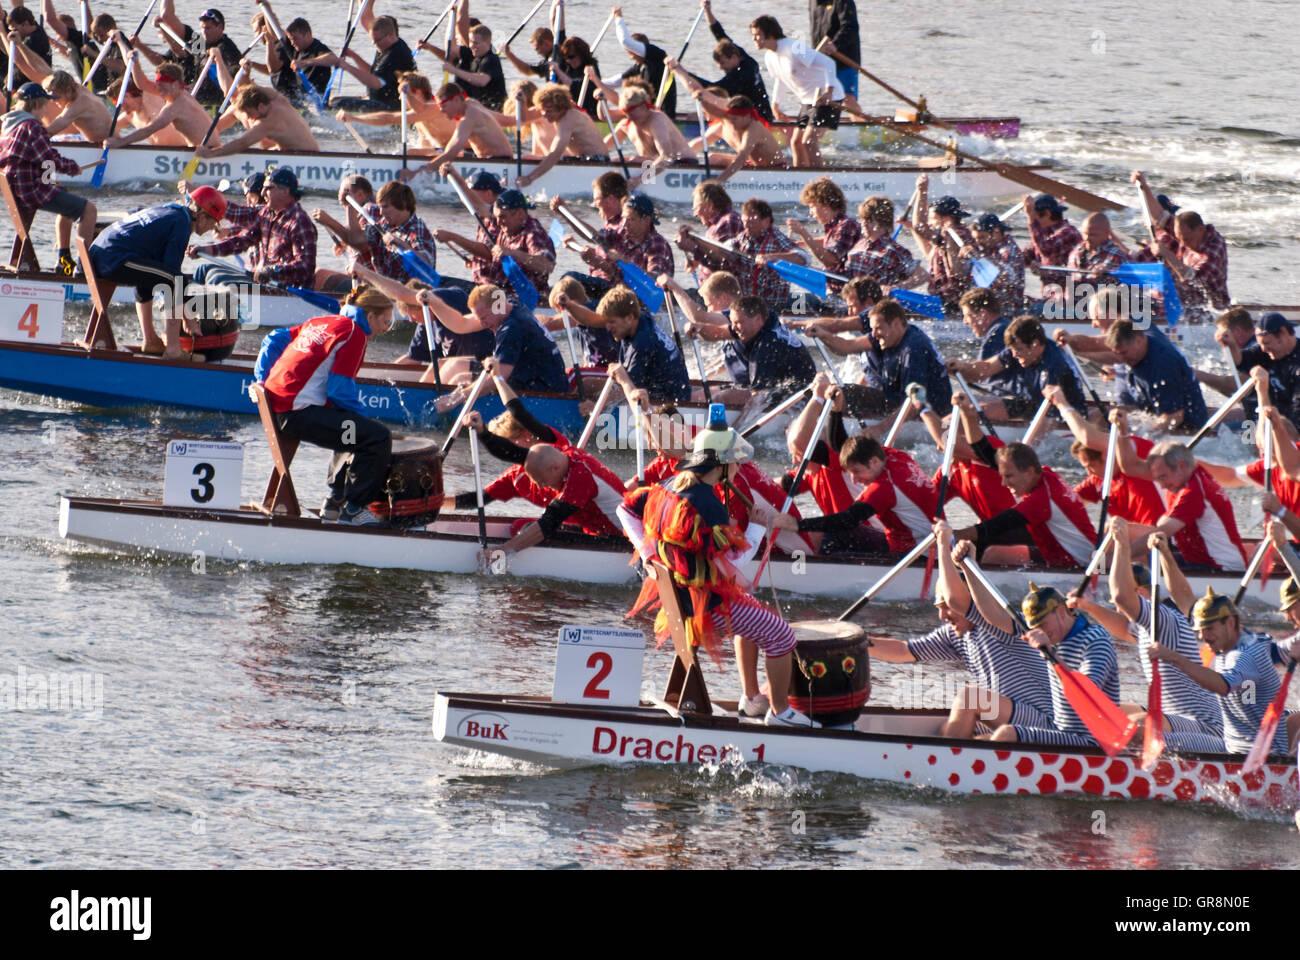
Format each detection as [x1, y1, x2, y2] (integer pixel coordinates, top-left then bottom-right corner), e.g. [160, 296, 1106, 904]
[589, 726, 759, 764]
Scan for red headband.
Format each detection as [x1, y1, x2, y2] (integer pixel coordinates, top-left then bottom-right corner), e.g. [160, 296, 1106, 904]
[726, 106, 769, 128]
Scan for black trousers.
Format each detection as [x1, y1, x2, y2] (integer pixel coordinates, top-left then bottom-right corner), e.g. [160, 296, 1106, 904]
[274, 405, 392, 507]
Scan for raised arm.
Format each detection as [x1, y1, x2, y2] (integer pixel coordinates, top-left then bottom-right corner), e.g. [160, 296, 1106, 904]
[1106, 516, 1142, 624]
[952, 539, 1014, 634]
[1109, 409, 1153, 480]
[1150, 529, 1193, 617]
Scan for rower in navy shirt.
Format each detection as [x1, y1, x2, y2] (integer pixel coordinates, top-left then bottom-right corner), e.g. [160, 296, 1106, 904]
[959, 288, 1023, 406]
[951, 315, 1089, 420]
[1234, 312, 1300, 426]
[683, 295, 815, 403]
[1107, 320, 1208, 430]
[568, 285, 691, 404]
[858, 298, 951, 417]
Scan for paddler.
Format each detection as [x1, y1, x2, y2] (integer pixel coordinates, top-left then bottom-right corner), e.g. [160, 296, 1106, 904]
[103, 62, 219, 148]
[904, 180, 974, 313]
[912, 389, 1018, 524]
[298, 13, 414, 112]
[397, 83, 514, 181]
[620, 404, 818, 726]
[677, 293, 815, 404]
[551, 192, 675, 303]
[1198, 400, 1300, 542]
[841, 195, 924, 291]
[197, 83, 321, 156]
[1020, 193, 1081, 303]
[31, 71, 112, 142]
[513, 84, 610, 188]
[252, 284, 397, 527]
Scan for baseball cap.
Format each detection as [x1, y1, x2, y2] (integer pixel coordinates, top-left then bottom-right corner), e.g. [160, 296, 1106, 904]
[625, 192, 658, 223]
[15, 82, 50, 101]
[469, 171, 503, 194]
[1156, 193, 1180, 215]
[190, 185, 228, 221]
[243, 172, 266, 195]
[973, 212, 1005, 232]
[1255, 311, 1295, 336]
[199, 8, 225, 26]
[266, 167, 302, 198]
[1031, 193, 1067, 215]
[929, 195, 969, 219]
[493, 189, 532, 211]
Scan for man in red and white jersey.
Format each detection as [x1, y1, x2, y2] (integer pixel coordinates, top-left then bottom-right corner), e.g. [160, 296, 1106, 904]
[783, 375, 872, 545]
[1112, 411, 1248, 570]
[1043, 385, 1166, 526]
[952, 442, 1097, 567]
[253, 285, 396, 526]
[912, 389, 1017, 522]
[775, 434, 938, 555]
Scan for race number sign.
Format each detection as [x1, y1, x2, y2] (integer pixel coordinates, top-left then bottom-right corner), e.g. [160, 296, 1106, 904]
[552, 625, 645, 707]
[0, 279, 64, 344]
[163, 440, 244, 510]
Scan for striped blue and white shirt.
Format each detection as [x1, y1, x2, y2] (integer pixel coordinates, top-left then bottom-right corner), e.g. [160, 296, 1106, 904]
[1129, 596, 1223, 734]
[1214, 638, 1287, 755]
[1049, 617, 1120, 735]
[907, 604, 1054, 717]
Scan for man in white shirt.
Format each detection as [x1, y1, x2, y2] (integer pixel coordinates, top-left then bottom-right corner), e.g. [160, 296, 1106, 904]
[748, 15, 843, 168]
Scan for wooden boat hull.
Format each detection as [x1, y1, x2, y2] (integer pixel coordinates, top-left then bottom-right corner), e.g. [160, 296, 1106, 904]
[47, 143, 1046, 207]
[58, 498, 1279, 604]
[432, 692, 1298, 813]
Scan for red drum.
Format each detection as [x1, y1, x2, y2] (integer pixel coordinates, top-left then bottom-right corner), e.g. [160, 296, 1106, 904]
[787, 620, 871, 727]
[368, 438, 445, 527]
[178, 314, 240, 362]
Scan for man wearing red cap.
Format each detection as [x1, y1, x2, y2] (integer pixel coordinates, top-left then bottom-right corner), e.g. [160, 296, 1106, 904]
[87, 188, 227, 358]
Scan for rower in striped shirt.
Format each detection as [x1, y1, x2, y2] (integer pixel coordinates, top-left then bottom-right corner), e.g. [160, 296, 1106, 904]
[960, 570, 1122, 749]
[869, 520, 1054, 739]
[1069, 521, 1225, 752]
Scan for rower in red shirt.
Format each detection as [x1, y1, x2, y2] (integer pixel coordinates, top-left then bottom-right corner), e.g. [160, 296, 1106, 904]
[1111, 410, 1248, 570]
[784, 375, 873, 544]
[1043, 384, 1165, 525]
[951, 442, 1097, 568]
[910, 387, 1017, 522]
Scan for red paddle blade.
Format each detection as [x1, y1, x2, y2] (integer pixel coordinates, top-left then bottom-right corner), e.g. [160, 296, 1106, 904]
[1199, 642, 1214, 668]
[1243, 663, 1295, 774]
[1257, 542, 1277, 591]
[1140, 668, 1165, 769]
[1053, 663, 1138, 757]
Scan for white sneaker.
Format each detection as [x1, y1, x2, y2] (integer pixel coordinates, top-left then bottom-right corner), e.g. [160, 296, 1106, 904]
[764, 706, 821, 728]
[738, 693, 770, 717]
[339, 504, 387, 527]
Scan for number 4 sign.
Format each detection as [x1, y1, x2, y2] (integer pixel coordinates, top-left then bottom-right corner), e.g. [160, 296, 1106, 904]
[0, 280, 64, 344]
[552, 625, 645, 707]
[163, 440, 244, 511]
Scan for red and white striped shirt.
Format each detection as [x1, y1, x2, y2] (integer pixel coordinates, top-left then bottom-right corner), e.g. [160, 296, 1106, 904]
[1164, 467, 1248, 570]
[857, 448, 939, 552]
[1013, 467, 1097, 567]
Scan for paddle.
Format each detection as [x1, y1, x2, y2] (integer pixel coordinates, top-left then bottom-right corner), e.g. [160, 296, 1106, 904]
[91, 51, 141, 188]
[181, 62, 248, 183]
[628, 396, 646, 482]
[696, 98, 710, 178]
[952, 370, 999, 441]
[959, 555, 1138, 757]
[921, 407, 963, 598]
[768, 259, 847, 299]
[663, 293, 709, 402]
[505, 0, 550, 48]
[419, 0, 459, 49]
[79, 0, 92, 79]
[341, 119, 373, 153]
[513, 91, 525, 183]
[656, 6, 705, 108]
[194, 251, 341, 311]
[822, 49, 945, 125]
[882, 395, 912, 447]
[1242, 536, 1300, 773]
[891, 288, 946, 320]
[892, 184, 919, 241]
[943, 226, 1001, 290]
[401, 88, 410, 173]
[557, 307, 582, 396]
[739, 383, 812, 439]
[1059, 341, 1103, 410]
[419, 305, 444, 388]
[439, 367, 492, 457]
[1187, 377, 1254, 450]
[836, 531, 937, 622]
[805, 335, 861, 434]
[256, 0, 326, 113]
[326, 0, 373, 103]
[601, 97, 630, 179]
[1020, 395, 1054, 447]
[1075, 529, 1115, 590]
[344, 196, 442, 287]
[576, 374, 616, 450]
[1223, 345, 1243, 391]
[576, 11, 614, 110]
[81, 37, 114, 88]
[1140, 543, 1167, 768]
[468, 424, 489, 556]
[444, 176, 538, 310]
[1073, 422, 1118, 597]
[553, 199, 660, 312]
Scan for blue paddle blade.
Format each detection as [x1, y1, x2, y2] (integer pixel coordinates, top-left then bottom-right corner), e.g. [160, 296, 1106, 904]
[971, 258, 1001, 288]
[90, 146, 109, 188]
[1110, 262, 1165, 286]
[503, 256, 539, 312]
[297, 69, 327, 114]
[892, 288, 946, 320]
[618, 261, 665, 313]
[767, 259, 827, 299]
[1162, 268, 1183, 327]
[285, 286, 341, 312]
[400, 250, 441, 287]
[548, 218, 567, 247]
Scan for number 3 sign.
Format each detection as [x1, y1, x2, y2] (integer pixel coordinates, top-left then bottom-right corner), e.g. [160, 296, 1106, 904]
[0, 280, 64, 344]
[163, 440, 244, 510]
[552, 625, 645, 707]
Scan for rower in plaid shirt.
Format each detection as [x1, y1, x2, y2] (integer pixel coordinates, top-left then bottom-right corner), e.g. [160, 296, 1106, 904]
[1022, 193, 1081, 293]
[842, 195, 921, 289]
[594, 193, 675, 282]
[967, 212, 1025, 314]
[677, 181, 743, 287]
[906, 179, 974, 311]
[191, 168, 316, 287]
[0, 83, 98, 275]
[481, 189, 556, 296]
[787, 176, 860, 283]
[1063, 212, 1128, 297]
[735, 198, 806, 309]
[1160, 210, 1230, 322]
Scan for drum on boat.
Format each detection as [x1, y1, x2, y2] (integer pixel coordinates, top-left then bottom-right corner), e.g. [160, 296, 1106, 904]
[178, 314, 240, 362]
[368, 438, 445, 527]
[788, 620, 871, 727]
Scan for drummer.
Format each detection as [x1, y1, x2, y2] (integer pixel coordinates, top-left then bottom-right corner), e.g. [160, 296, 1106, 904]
[619, 405, 817, 726]
[252, 285, 397, 527]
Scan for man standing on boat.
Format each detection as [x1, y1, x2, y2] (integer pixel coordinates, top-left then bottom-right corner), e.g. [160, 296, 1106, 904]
[0, 82, 97, 277]
[809, 0, 859, 100]
[621, 405, 818, 726]
[253, 285, 397, 527]
[87, 186, 227, 359]
[748, 15, 842, 168]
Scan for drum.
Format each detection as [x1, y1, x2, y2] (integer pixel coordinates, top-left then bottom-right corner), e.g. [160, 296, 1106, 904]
[787, 620, 871, 727]
[368, 438, 445, 527]
[177, 314, 240, 362]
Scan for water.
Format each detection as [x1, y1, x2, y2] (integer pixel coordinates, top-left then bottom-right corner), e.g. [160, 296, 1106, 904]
[2, 0, 1299, 870]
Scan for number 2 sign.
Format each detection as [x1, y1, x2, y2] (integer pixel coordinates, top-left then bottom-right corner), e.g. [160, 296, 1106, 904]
[552, 625, 645, 707]
[0, 280, 64, 344]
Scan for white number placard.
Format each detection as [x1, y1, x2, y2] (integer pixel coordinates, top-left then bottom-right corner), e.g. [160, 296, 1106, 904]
[163, 440, 244, 510]
[552, 625, 645, 707]
[0, 279, 64, 344]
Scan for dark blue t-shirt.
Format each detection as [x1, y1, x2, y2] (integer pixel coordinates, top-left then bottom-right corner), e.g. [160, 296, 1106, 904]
[996, 339, 1088, 414]
[89, 203, 192, 275]
[405, 286, 495, 364]
[1117, 331, 1208, 428]
[721, 314, 816, 392]
[863, 323, 952, 413]
[978, 316, 1024, 400]
[619, 314, 691, 403]
[494, 304, 569, 394]
[1239, 341, 1300, 426]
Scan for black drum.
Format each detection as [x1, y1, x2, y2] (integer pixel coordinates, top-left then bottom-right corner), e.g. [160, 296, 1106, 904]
[178, 314, 240, 362]
[787, 620, 871, 727]
[369, 438, 445, 528]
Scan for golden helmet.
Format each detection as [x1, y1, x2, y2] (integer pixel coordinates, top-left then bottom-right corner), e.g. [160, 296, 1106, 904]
[1022, 581, 1066, 628]
[1191, 586, 1237, 629]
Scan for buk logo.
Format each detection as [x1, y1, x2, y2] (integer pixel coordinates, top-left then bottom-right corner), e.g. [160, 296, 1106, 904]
[458, 712, 510, 741]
